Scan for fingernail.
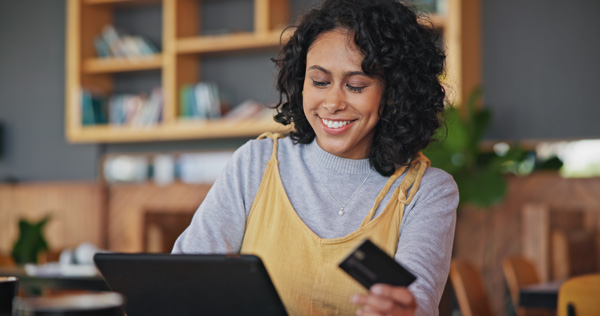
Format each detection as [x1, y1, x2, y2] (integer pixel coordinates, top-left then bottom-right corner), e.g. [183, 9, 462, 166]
[371, 284, 384, 294]
[351, 294, 359, 304]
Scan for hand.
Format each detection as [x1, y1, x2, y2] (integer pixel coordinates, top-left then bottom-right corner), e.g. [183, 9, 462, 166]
[352, 283, 417, 316]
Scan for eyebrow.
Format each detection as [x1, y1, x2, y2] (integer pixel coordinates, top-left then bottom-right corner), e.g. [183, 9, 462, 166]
[307, 65, 369, 78]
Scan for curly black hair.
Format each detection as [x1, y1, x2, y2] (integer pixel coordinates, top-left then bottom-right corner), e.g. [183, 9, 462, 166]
[273, 0, 446, 176]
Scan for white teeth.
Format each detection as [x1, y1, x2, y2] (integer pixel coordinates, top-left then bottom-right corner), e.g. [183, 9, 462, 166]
[322, 118, 350, 129]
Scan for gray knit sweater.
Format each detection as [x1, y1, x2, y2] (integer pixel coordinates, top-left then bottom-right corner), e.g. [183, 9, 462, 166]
[173, 136, 458, 316]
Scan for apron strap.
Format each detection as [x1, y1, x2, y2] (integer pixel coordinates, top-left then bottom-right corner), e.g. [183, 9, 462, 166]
[395, 152, 430, 205]
[258, 132, 285, 163]
[360, 153, 430, 226]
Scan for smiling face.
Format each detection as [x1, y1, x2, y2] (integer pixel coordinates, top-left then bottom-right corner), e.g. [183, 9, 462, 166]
[302, 28, 385, 159]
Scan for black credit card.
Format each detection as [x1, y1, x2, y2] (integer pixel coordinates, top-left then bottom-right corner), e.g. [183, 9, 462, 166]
[339, 239, 417, 289]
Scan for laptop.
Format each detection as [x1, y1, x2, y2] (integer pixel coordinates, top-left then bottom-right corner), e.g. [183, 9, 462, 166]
[94, 253, 288, 316]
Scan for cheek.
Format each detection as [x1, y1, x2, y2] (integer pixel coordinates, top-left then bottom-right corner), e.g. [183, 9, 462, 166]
[301, 83, 311, 106]
[302, 79, 310, 91]
[302, 91, 319, 110]
[302, 96, 312, 118]
[368, 91, 385, 117]
[357, 94, 382, 115]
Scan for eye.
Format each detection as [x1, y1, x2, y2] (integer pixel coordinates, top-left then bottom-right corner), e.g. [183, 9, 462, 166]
[312, 80, 329, 88]
[346, 84, 366, 93]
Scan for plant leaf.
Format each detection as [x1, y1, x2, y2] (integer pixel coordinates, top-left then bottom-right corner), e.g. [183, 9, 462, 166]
[456, 168, 507, 207]
[440, 107, 470, 153]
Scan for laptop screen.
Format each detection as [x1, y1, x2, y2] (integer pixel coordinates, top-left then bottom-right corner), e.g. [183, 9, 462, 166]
[94, 253, 288, 316]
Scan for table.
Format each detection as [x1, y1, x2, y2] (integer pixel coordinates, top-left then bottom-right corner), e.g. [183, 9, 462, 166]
[519, 279, 564, 309]
[0, 266, 108, 295]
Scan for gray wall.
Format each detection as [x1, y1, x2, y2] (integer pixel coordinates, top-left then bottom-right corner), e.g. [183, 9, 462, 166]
[0, 0, 99, 181]
[1, 0, 598, 182]
[483, 0, 600, 140]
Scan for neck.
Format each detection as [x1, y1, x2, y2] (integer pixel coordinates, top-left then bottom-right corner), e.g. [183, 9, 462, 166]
[307, 139, 372, 174]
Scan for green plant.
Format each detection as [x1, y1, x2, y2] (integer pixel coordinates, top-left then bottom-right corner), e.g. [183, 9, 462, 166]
[11, 216, 50, 264]
[423, 88, 525, 207]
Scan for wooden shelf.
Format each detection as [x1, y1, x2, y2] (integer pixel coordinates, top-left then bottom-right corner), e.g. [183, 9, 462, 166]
[176, 31, 286, 55]
[66, 119, 290, 143]
[83, 55, 163, 74]
[66, 0, 293, 143]
[66, 0, 479, 143]
[84, 0, 159, 6]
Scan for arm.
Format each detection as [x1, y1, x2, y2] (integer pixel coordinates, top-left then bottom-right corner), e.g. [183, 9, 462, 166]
[171, 139, 272, 254]
[398, 168, 458, 316]
[353, 168, 458, 316]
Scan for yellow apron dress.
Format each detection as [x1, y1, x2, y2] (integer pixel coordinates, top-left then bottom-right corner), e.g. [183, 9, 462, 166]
[241, 133, 429, 315]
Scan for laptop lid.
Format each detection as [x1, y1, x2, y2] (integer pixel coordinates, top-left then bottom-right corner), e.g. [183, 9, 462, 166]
[94, 253, 288, 316]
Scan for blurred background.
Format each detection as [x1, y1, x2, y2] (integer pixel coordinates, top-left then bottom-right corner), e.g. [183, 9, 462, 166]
[1, 0, 599, 315]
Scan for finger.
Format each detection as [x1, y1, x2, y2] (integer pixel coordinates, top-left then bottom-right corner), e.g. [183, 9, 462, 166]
[352, 293, 370, 306]
[353, 293, 385, 309]
[354, 293, 415, 316]
[355, 307, 387, 316]
[353, 292, 396, 313]
[361, 304, 377, 312]
[370, 284, 417, 309]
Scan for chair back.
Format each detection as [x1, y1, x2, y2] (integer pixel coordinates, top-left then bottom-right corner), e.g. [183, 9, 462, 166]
[143, 209, 195, 253]
[552, 229, 598, 280]
[503, 256, 540, 307]
[557, 274, 600, 316]
[450, 259, 494, 316]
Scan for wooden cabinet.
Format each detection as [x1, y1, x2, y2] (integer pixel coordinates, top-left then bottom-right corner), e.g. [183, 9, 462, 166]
[65, 0, 480, 143]
[65, 0, 289, 143]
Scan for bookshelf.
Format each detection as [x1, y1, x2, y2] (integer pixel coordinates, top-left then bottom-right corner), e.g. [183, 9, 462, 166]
[65, 0, 480, 143]
[82, 55, 163, 74]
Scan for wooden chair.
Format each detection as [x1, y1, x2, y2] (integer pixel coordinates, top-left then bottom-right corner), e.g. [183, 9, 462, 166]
[552, 229, 599, 281]
[450, 259, 494, 316]
[142, 210, 195, 253]
[557, 274, 600, 316]
[503, 256, 553, 316]
[521, 203, 597, 282]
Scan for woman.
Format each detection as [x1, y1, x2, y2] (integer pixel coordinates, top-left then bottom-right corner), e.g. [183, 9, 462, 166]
[173, 0, 458, 315]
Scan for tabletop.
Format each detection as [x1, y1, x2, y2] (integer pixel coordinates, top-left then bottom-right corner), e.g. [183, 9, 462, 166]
[519, 279, 564, 309]
[0, 266, 108, 295]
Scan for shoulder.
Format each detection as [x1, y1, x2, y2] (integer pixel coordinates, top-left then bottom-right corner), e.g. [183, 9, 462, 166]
[232, 137, 273, 161]
[414, 166, 459, 207]
[421, 166, 457, 191]
[243, 134, 298, 156]
[231, 135, 298, 164]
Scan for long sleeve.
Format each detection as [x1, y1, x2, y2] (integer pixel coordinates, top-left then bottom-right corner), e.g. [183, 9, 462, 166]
[396, 168, 459, 316]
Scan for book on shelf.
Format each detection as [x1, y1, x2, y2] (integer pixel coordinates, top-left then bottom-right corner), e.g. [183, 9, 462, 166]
[81, 87, 163, 127]
[81, 90, 107, 125]
[95, 24, 160, 59]
[108, 87, 163, 126]
[179, 82, 221, 121]
[179, 85, 192, 118]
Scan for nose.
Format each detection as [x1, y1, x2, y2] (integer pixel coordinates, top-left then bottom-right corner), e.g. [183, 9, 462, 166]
[323, 86, 346, 113]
